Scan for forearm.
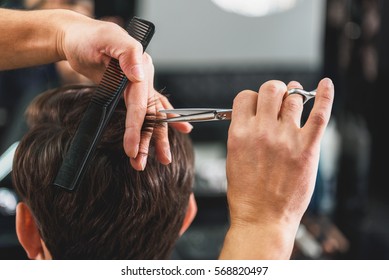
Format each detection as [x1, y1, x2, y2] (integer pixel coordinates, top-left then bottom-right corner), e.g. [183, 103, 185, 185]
[219, 222, 299, 260]
[0, 8, 78, 70]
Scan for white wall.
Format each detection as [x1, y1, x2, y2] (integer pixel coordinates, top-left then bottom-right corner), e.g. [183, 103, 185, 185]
[138, 0, 326, 71]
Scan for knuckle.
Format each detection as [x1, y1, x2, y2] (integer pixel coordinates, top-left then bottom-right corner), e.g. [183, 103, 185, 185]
[129, 102, 148, 111]
[284, 97, 303, 112]
[138, 146, 150, 156]
[261, 80, 287, 95]
[136, 52, 154, 76]
[320, 90, 334, 105]
[129, 39, 143, 54]
[227, 134, 241, 154]
[233, 90, 257, 104]
[138, 139, 152, 154]
[288, 80, 302, 89]
[138, 138, 152, 152]
[125, 121, 139, 130]
[311, 111, 328, 126]
[143, 53, 153, 65]
[229, 125, 268, 150]
[227, 126, 248, 149]
[98, 20, 120, 34]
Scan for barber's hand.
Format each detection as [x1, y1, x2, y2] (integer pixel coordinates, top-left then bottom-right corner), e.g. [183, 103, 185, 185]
[58, 11, 192, 169]
[220, 78, 334, 259]
[123, 53, 193, 170]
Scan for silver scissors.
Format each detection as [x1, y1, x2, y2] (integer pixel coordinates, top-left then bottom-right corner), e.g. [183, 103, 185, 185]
[159, 88, 316, 123]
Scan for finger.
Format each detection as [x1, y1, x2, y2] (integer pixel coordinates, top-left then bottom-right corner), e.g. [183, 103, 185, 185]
[158, 92, 193, 133]
[257, 80, 287, 123]
[153, 97, 171, 165]
[279, 81, 304, 127]
[230, 90, 258, 125]
[130, 153, 148, 172]
[123, 53, 152, 158]
[303, 78, 334, 144]
[130, 105, 154, 171]
[130, 54, 156, 170]
[228, 90, 258, 152]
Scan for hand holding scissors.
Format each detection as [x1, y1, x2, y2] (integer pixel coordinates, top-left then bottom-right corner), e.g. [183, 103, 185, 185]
[158, 88, 316, 123]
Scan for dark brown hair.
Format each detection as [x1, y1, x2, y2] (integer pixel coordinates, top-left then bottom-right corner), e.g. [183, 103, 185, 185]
[12, 85, 194, 259]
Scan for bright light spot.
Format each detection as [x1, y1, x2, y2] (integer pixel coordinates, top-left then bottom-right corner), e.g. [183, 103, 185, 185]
[211, 0, 300, 17]
[0, 141, 19, 181]
[0, 188, 18, 215]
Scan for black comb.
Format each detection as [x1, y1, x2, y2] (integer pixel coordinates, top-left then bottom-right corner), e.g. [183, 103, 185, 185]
[53, 17, 155, 191]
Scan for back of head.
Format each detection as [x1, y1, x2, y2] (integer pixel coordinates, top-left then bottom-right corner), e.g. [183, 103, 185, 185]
[12, 85, 194, 259]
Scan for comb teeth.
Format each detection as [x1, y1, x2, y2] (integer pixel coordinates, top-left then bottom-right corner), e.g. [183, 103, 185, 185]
[92, 59, 126, 106]
[127, 17, 155, 50]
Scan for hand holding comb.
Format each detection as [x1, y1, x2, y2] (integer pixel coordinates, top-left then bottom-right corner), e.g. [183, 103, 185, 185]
[54, 17, 155, 191]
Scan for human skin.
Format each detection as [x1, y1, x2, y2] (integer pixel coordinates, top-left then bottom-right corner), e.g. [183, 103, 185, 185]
[0, 8, 192, 170]
[219, 78, 334, 259]
[0, 7, 335, 259]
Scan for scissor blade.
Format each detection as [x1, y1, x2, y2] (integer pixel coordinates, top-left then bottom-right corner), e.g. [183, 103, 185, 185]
[159, 112, 217, 122]
[158, 108, 233, 122]
[159, 109, 218, 115]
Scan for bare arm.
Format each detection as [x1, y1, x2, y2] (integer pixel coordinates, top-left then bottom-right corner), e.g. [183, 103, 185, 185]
[0, 8, 192, 169]
[0, 8, 142, 82]
[0, 8, 65, 69]
[219, 78, 334, 259]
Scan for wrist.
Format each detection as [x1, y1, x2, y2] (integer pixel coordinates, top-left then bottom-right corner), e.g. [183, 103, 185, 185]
[53, 9, 86, 62]
[219, 220, 299, 260]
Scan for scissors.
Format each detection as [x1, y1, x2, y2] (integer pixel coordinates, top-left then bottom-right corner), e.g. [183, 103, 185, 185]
[158, 88, 316, 123]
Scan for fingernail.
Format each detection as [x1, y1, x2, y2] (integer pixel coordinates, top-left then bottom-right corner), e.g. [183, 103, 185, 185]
[183, 124, 194, 133]
[130, 64, 145, 81]
[131, 144, 139, 159]
[140, 154, 148, 171]
[322, 78, 333, 88]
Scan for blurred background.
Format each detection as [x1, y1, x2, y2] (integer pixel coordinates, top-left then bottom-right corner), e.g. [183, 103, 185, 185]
[1, 0, 388, 260]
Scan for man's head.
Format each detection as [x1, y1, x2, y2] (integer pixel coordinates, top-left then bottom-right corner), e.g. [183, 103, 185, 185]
[12, 85, 196, 259]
